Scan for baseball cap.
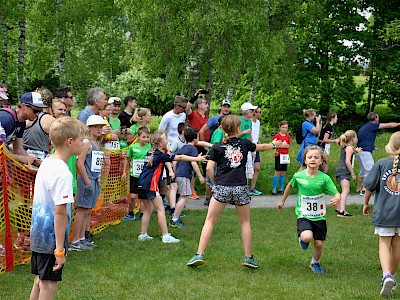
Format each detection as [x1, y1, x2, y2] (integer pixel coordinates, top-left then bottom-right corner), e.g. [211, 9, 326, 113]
[19, 92, 47, 108]
[108, 97, 122, 105]
[240, 102, 257, 111]
[86, 115, 105, 126]
[221, 99, 231, 106]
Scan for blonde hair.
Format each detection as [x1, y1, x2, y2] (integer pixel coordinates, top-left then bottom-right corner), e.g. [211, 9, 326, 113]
[50, 117, 86, 147]
[303, 109, 316, 118]
[303, 145, 327, 171]
[221, 115, 241, 144]
[338, 130, 357, 148]
[130, 107, 151, 125]
[385, 132, 400, 175]
[147, 130, 166, 167]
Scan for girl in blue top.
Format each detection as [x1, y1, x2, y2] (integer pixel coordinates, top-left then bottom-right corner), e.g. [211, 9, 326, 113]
[296, 109, 322, 170]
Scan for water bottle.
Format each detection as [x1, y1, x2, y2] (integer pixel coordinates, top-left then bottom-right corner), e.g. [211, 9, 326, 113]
[103, 117, 111, 140]
[0, 122, 6, 144]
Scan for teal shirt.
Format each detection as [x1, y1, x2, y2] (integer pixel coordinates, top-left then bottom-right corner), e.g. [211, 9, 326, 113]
[240, 116, 252, 140]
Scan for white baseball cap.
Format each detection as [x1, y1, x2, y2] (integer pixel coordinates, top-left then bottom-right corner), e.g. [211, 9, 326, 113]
[86, 115, 105, 126]
[240, 102, 257, 111]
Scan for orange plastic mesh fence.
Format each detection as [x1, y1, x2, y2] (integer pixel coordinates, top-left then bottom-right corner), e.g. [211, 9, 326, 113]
[0, 144, 130, 274]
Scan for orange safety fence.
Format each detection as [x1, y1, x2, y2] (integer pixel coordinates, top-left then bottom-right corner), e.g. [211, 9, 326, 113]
[0, 142, 130, 274]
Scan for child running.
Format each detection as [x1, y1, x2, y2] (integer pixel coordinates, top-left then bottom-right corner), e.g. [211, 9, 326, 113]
[70, 115, 105, 251]
[272, 120, 291, 195]
[170, 127, 205, 228]
[122, 127, 151, 221]
[335, 130, 362, 217]
[363, 132, 400, 298]
[138, 130, 206, 243]
[186, 115, 282, 269]
[29, 117, 85, 300]
[277, 145, 340, 275]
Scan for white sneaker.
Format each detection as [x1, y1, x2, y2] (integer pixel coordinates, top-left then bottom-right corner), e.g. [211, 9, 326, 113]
[162, 234, 180, 243]
[138, 234, 154, 241]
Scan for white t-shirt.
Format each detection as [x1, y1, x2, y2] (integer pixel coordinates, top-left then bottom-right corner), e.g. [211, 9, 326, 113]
[169, 136, 187, 154]
[158, 110, 187, 146]
[30, 158, 74, 254]
[251, 119, 260, 144]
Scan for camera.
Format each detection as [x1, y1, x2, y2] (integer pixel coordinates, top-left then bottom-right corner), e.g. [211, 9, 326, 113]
[198, 89, 209, 95]
[316, 114, 327, 119]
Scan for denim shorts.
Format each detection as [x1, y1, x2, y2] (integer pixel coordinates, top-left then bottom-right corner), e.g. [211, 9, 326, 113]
[212, 185, 251, 206]
[76, 175, 100, 208]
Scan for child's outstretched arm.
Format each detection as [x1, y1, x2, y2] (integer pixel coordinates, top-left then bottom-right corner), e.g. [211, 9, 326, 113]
[196, 140, 213, 149]
[174, 153, 206, 163]
[329, 192, 341, 206]
[363, 189, 373, 215]
[256, 139, 283, 151]
[277, 183, 292, 210]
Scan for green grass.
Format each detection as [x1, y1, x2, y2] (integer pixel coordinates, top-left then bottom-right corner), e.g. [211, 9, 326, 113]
[0, 205, 386, 299]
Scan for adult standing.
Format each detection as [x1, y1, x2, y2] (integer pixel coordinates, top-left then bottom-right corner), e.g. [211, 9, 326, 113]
[317, 112, 339, 172]
[199, 99, 231, 138]
[250, 107, 262, 195]
[0, 92, 47, 165]
[185, 91, 210, 199]
[356, 112, 400, 195]
[55, 87, 74, 116]
[158, 96, 188, 146]
[77, 87, 107, 124]
[295, 109, 321, 170]
[118, 96, 137, 130]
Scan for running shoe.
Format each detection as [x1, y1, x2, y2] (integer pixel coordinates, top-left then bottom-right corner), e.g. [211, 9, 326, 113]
[309, 262, 324, 275]
[381, 275, 395, 297]
[81, 239, 97, 248]
[138, 233, 154, 241]
[161, 234, 180, 243]
[337, 211, 353, 218]
[187, 253, 205, 267]
[271, 190, 277, 195]
[169, 218, 186, 228]
[242, 256, 259, 269]
[278, 190, 284, 194]
[122, 214, 136, 222]
[359, 190, 365, 196]
[68, 241, 93, 251]
[250, 188, 262, 196]
[190, 191, 200, 199]
[299, 237, 309, 250]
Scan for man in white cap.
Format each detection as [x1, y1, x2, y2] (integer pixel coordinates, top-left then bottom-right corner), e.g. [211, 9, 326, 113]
[240, 102, 257, 141]
[0, 92, 47, 165]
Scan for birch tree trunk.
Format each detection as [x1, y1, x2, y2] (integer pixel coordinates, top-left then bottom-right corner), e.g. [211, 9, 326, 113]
[17, 0, 26, 97]
[56, 0, 65, 85]
[1, 17, 8, 82]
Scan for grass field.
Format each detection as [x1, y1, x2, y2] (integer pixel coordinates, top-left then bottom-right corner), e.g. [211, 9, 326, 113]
[0, 204, 388, 299]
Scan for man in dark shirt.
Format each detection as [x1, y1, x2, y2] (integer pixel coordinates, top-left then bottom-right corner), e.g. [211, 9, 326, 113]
[356, 112, 400, 195]
[118, 96, 137, 129]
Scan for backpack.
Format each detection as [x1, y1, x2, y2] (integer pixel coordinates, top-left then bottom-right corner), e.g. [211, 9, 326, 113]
[0, 107, 17, 122]
[295, 122, 309, 144]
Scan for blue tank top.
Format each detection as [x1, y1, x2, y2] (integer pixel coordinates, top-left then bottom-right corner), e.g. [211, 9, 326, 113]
[84, 140, 102, 180]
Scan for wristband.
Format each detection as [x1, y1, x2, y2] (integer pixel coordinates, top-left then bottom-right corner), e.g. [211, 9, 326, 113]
[54, 248, 65, 258]
[271, 142, 276, 149]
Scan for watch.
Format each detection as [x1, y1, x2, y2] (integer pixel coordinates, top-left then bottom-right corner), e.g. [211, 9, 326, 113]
[54, 248, 65, 258]
[271, 142, 276, 149]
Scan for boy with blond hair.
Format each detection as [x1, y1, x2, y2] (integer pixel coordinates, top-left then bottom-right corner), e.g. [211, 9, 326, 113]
[30, 117, 85, 300]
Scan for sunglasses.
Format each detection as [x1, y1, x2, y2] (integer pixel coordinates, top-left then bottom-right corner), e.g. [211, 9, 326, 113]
[177, 104, 187, 109]
[27, 105, 42, 114]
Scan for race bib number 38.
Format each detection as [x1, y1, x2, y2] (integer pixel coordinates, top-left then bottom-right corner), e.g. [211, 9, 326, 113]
[132, 159, 145, 176]
[300, 194, 325, 218]
[91, 151, 104, 172]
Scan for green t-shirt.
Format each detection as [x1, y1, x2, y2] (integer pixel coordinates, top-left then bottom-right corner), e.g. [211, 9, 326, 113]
[50, 149, 77, 194]
[129, 123, 139, 136]
[240, 116, 252, 140]
[109, 117, 121, 130]
[126, 142, 151, 177]
[210, 128, 224, 144]
[290, 170, 338, 221]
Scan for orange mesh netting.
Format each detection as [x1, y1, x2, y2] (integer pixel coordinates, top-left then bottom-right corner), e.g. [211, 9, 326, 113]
[0, 143, 130, 274]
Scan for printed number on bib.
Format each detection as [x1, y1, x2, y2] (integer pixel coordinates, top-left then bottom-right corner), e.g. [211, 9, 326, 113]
[132, 159, 145, 176]
[91, 151, 104, 172]
[324, 143, 331, 156]
[300, 194, 325, 218]
[104, 141, 120, 150]
[280, 154, 290, 164]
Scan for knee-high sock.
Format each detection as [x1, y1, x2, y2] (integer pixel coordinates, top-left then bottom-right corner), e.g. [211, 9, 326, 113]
[279, 176, 285, 190]
[272, 176, 279, 191]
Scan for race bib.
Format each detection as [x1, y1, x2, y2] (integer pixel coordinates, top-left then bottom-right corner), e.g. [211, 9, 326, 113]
[26, 149, 46, 161]
[324, 143, 331, 156]
[91, 150, 104, 172]
[104, 140, 120, 150]
[300, 194, 326, 218]
[132, 159, 145, 176]
[245, 152, 254, 179]
[280, 154, 290, 164]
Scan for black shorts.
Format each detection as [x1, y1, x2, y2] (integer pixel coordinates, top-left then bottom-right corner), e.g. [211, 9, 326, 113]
[130, 176, 140, 194]
[275, 156, 288, 172]
[254, 151, 260, 163]
[31, 251, 64, 281]
[297, 218, 327, 241]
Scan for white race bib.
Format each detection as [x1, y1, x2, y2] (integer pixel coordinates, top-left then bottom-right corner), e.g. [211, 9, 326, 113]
[245, 152, 254, 179]
[324, 143, 331, 156]
[132, 159, 145, 176]
[300, 194, 326, 218]
[26, 149, 46, 161]
[104, 140, 120, 150]
[280, 154, 290, 164]
[91, 150, 104, 172]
